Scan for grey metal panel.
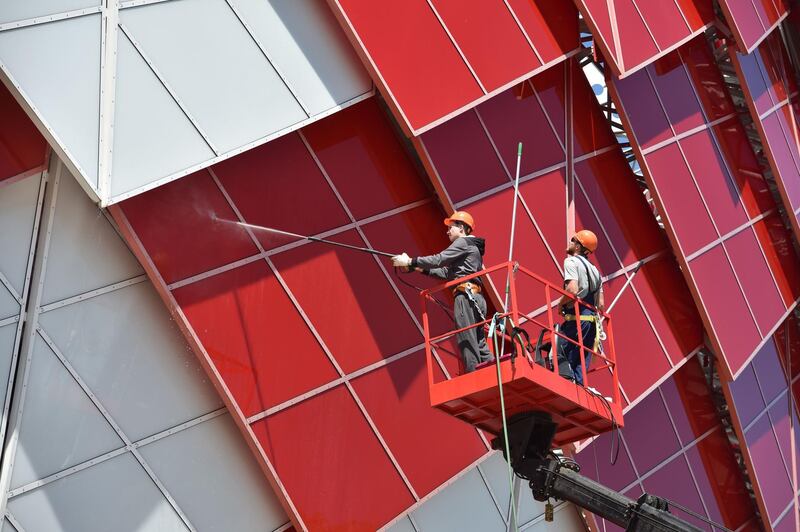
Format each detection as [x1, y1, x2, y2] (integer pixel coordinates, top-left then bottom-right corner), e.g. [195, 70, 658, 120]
[138, 414, 288, 532]
[229, 0, 371, 115]
[0, 174, 41, 294]
[0, 16, 100, 187]
[412, 468, 506, 531]
[0, 0, 101, 25]
[386, 516, 417, 532]
[0, 288, 17, 321]
[1, 518, 16, 532]
[9, 334, 123, 490]
[479, 452, 549, 525]
[38, 282, 223, 441]
[110, 32, 215, 198]
[121, 0, 306, 154]
[8, 453, 189, 532]
[0, 324, 17, 425]
[40, 168, 143, 306]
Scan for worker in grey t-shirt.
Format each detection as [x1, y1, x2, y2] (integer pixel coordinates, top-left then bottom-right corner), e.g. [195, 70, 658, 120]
[391, 211, 493, 373]
[556, 230, 604, 385]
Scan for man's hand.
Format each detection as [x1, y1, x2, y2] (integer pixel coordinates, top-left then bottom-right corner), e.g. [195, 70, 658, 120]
[391, 253, 412, 268]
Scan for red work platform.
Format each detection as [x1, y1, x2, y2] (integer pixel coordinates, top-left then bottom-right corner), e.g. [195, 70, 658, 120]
[421, 262, 624, 448]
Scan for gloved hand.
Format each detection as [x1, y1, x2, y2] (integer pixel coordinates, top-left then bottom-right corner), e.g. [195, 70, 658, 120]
[391, 253, 412, 267]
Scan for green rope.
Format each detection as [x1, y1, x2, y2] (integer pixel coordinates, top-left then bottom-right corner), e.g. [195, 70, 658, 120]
[490, 313, 518, 531]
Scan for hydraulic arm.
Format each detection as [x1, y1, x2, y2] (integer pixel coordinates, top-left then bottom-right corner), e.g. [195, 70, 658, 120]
[495, 412, 706, 532]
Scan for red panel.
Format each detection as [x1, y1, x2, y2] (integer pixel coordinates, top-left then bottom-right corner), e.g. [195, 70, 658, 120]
[679, 130, 750, 234]
[351, 350, 485, 497]
[632, 0, 690, 51]
[118, 170, 259, 284]
[252, 386, 415, 530]
[681, 41, 737, 122]
[623, 385, 681, 472]
[518, 168, 567, 260]
[612, 64, 674, 149]
[333, 0, 483, 131]
[632, 257, 704, 364]
[663, 360, 720, 444]
[720, 0, 790, 53]
[724, 228, 785, 334]
[675, 0, 715, 29]
[0, 83, 46, 183]
[172, 261, 338, 416]
[569, 61, 617, 156]
[302, 100, 429, 220]
[213, 133, 350, 251]
[530, 65, 567, 143]
[753, 214, 800, 307]
[506, 0, 578, 62]
[431, 0, 539, 92]
[574, 184, 624, 276]
[578, 0, 619, 62]
[736, 49, 775, 115]
[420, 110, 508, 204]
[644, 144, 717, 256]
[270, 230, 422, 373]
[603, 277, 672, 399]
[647, 56, 705, 135]
[477, 87, 564, 178]
[763, 110, 800, 209]
[689, 246, 760, 373]
[575, 150, 665, 265]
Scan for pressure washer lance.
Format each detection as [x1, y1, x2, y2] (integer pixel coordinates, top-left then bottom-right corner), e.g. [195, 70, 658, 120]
[213, 215, 397, 258]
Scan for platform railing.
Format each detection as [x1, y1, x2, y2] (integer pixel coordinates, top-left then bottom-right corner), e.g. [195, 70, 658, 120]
[420, 261, 621, 406]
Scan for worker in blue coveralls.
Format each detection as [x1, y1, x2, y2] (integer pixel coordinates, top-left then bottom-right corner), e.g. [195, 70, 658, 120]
[391, 211, 493, 373]
[557, 230, 604, 386]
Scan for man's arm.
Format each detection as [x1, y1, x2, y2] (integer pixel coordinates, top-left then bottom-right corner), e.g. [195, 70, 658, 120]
[412, 238, 468, 269]
[596, 286, 605, 312]
[558, 258, 580, 308]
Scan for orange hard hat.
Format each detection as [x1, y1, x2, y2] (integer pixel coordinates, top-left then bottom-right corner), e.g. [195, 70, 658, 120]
[443, 211, 475, 231]
[573, 229, 598, 253]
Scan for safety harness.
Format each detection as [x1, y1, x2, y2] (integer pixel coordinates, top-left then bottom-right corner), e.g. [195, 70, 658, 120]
[562, 254, 602, 352]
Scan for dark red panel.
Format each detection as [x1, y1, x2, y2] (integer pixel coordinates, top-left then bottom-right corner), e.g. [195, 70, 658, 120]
[723, 228, 785, 334]
[172, 261, 338, 416]
[431, 0, 539, 92]
[213, 133, 350, 251]
[0, 82, 46, 184]
[623, 386, 682, 472]
[689, 246, 760, 374]
[569, 61, 617, 156]
[302, 99, 429, 219]
[632, 257, 704, 364]
[506, 0, 578, 62]
[612, 64, 675, 149]
[329, 0, 577, 134]
[351, 351, 485, 497]
[118, 170, 259, 284]
[644, 144, 717, 256]
[679, 130, 750, 235]
[719, 0, 790, 53]
[271, 230, 422, 373]
[477, 87, 565, 177]
[418, 110, 508, 204]
[647, 55, 705, 135]
[252, 386, 415, 530]
[574, 0, 712, 76]
[519, 168, 567, 262]
[331, 0, 482, 132]
[762, 109, 800, 210]
[753, 214, 800, 308]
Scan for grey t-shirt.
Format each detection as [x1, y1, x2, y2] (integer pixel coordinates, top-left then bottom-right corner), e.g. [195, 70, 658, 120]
[563, 254, 602, 300]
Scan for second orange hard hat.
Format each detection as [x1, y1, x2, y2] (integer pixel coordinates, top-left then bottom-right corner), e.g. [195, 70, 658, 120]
[443, 211, 475, 231]
[573, 229, 598, 253]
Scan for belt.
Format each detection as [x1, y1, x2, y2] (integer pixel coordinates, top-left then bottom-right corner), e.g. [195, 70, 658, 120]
[563, 314, 597, 322]
[453, 282, 481, 295]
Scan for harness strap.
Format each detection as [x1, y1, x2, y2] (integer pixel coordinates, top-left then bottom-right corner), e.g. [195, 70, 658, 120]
[562, 314, 601, 351]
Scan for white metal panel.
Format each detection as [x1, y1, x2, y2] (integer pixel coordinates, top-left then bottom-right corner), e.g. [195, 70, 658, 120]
[1, 518, 16, 532]
[110, 32, 215, 198]
[0, 324, 17, 422]
[411, 468, 506, 531]
[0, 0, 101, 25]
[0, 288, 17, 321]
[386, 516, 417, 532]
[40, 168, 143, 306]
[138, 414, 288, 532]
[8, 453, 189, 532]
[0, 17, 100, 187]
[9, 335, 123, 489]
[38, 282, 223, 441]
[228, 0, 371, 115]
[480, 452, 548, 524]
[120, 0, 306, 154]
[0, 174, 42, 294]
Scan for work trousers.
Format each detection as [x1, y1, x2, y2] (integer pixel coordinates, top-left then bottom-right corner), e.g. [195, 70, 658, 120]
[557, 312, 596, 386]
[454, 291, 493, 372]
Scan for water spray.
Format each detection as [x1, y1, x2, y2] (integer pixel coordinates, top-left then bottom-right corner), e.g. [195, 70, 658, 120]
[212, 214, 397, 258]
